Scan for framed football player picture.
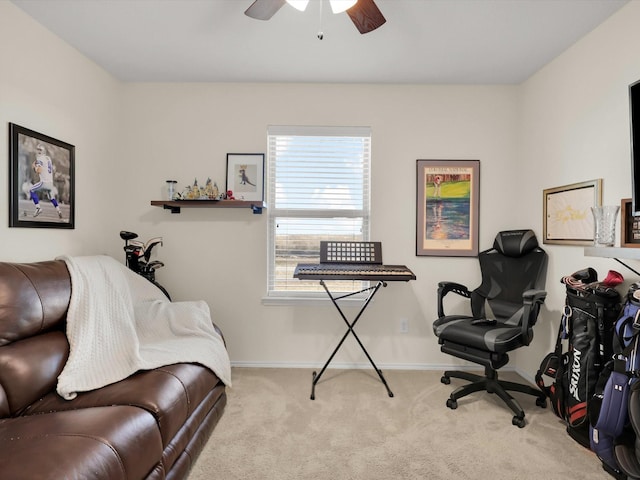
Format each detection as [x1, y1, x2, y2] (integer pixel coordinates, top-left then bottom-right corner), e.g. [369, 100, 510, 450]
[8, 123, 75, 229]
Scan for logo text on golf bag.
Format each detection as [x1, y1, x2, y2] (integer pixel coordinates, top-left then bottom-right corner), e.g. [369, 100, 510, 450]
[569, 348, 582, 401]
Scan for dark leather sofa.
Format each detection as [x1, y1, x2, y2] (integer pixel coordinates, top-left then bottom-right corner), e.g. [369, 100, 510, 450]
[0, 260, 227, 479]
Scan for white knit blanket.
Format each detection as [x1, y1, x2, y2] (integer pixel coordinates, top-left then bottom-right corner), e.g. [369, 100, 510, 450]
[56, 255, 231, 400]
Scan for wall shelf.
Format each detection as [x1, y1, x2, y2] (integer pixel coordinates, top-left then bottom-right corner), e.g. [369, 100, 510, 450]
[150, 200, 265, 214]
[584, 246, 640, 276]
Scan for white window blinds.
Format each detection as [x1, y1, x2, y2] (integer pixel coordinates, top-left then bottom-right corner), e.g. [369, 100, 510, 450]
[267, 126, 371, 296]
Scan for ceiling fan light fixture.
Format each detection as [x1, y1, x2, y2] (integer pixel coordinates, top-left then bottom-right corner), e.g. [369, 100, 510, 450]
[246, 0, 385, 34]
[285, 0, 309, 11]
[329, 0, 357, 14]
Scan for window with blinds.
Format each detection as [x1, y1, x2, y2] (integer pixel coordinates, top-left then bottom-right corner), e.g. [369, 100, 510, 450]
[267, 126, 371, 297]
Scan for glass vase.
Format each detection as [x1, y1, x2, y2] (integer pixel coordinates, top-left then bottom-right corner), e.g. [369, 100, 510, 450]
[591, 205, 620, 247]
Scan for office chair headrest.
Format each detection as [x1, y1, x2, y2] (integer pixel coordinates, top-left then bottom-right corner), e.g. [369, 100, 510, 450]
[493, 230, 539, 257]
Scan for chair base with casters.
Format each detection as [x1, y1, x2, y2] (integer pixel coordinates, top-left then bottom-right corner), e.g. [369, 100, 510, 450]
[433, 229, 548, 428]
[438, 338, 547, 427]
[441, 366, 547, 428]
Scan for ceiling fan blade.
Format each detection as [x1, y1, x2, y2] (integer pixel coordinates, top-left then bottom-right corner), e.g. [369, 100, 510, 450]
[346, 0, 386, 34]
[245, 0, 287, 20]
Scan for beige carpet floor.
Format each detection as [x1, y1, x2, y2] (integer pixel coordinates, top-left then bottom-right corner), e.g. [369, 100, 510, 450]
[188, 367, 612, 480]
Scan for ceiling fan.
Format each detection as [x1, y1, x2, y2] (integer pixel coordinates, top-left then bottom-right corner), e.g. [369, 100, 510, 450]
[244, 0, 386, 34]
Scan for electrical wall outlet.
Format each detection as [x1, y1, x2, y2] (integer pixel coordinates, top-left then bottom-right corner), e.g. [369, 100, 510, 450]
[399, 318, 409, 334]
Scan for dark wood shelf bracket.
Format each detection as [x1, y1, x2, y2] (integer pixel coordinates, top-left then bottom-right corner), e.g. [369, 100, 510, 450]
[163, 203, 182, 214]
[150, 200, 265, 214]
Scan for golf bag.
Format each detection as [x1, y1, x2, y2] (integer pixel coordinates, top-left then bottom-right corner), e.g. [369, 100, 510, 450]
[119, 230, 170, 300]
[537, 268, 622, 448]
[590, 285, 640, 479]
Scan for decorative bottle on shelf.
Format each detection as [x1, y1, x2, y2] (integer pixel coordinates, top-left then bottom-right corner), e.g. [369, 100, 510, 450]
[166, 180, 177, 200]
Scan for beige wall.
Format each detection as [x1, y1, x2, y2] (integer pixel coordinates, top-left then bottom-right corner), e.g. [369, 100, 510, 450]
[515, 0, 640, 381]
[0, 2, 123, 262]
[119, 83, 519, 368]
[3, 1, 640, 378]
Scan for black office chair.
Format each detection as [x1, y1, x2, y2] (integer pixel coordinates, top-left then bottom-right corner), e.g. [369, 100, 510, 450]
[433, 229, 548, 427]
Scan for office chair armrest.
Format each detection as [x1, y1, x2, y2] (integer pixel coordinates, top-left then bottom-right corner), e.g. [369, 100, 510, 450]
[521, 289, 547, 345]
[523, 289, 547, 302]
[437, 281, 471, 317]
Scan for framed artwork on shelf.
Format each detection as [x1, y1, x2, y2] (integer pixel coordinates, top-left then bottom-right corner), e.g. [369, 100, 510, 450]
[226, 153, 264, 202]
[621, 198, 640, 247]
[8, 123, 75, 229]
[416, 159, 480, 257]
[542, 179, 602, 246]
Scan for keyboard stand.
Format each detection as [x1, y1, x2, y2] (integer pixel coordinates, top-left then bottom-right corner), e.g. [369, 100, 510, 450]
[310, 279, 394, 400]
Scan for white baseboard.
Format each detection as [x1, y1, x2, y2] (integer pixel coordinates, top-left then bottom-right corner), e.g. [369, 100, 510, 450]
[230, 361, 513, 373]
[229, 361, 537, 384]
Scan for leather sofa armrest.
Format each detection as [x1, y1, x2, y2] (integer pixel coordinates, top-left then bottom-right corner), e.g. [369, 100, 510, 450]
[212, 322, 226, 348]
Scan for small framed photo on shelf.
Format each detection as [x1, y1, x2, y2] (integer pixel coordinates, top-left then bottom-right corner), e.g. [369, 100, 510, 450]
[621, 198, 640, 247]
[8, 123, 75, 229]
[226, 153, 264, 202]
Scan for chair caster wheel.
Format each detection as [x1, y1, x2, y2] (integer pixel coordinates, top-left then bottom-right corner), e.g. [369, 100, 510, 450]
[536, 396, 547, 408]
[512, 416, 526, 428]
[446, 398, 457, 409]
[441, 375, 451, 385]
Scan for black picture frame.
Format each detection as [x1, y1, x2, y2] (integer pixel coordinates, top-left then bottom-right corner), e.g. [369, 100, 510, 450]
[225, 153, 264, 202]
[9, 123, 75, 229]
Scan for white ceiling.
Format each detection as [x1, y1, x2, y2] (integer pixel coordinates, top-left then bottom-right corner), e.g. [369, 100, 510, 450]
[11, 0, 629, 84]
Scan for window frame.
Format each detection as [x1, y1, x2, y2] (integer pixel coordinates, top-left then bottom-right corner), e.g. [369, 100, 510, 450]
[264, 125, 372, 302]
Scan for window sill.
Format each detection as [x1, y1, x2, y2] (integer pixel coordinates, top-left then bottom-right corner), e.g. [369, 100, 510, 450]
[261, 295, 366, 306]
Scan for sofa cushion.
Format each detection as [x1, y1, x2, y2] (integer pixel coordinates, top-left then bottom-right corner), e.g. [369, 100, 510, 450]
[0, 405, 163, 480]
[0, 331, 68, 416]
[159, 363, 224, 417]
[26, 363, 223, 447]
[0, 261, 70, 346]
